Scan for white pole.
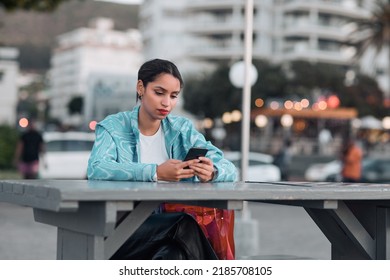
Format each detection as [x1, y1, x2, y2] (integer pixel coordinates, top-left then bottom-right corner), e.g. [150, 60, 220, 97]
[241, 0, 254, 182]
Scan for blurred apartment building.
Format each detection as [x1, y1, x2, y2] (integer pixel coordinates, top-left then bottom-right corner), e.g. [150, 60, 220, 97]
[0, 47, 19, 126]
[139, 0, 389, 95]
[49, 17, 143, 127]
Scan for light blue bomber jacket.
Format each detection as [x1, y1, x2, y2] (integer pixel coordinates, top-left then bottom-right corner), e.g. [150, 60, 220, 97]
[87, 106, 238, 182]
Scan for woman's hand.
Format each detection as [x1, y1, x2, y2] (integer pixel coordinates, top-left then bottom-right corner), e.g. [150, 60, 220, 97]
[188, 157, 215, 182]
[157, 159, 199, 181]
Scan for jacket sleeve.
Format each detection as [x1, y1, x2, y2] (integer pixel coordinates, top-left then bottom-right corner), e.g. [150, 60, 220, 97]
[87, 125, 157, 181]
[185, 121, 238, 182]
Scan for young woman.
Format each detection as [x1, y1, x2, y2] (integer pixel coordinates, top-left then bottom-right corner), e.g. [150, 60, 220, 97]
[88, 58, 237, 259]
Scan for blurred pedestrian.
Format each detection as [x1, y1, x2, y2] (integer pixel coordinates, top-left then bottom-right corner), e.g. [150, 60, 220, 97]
[318, 128, 333, 155]
[13, 120, 45, 179]
[274, 139, 292, 181]
[340, 137, 363, 183]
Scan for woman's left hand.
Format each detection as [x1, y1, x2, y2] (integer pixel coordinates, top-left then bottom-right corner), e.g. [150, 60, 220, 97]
[188, 156, 215, 182]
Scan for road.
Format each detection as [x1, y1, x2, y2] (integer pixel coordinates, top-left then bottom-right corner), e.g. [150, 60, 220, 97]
[0, 201, 330, 260]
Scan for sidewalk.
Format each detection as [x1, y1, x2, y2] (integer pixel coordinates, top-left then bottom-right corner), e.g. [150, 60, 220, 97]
[0, 202, 330, 260]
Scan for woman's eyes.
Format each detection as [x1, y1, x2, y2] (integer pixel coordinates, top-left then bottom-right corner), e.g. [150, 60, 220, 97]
[154, 91, 178, 99]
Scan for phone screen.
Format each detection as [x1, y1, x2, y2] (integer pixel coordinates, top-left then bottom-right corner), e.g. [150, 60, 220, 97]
[183, 147, 208, 162]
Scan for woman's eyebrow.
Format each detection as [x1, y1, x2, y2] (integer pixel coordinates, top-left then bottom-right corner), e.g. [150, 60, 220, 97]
[154, 85, 180, 94]
[153, 85, 166, 91]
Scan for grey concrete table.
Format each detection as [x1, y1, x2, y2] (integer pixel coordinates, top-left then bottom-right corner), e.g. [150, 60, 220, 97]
[1, 180, 390, 260]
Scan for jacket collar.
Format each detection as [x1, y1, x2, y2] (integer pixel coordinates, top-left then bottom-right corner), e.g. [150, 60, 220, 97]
[131, 105, 180, 154]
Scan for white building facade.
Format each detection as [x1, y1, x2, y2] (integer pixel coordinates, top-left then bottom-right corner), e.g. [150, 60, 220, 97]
[0, 47, 19, 126]
[49, 17, 143, 126]
[140, 0, 383, 88]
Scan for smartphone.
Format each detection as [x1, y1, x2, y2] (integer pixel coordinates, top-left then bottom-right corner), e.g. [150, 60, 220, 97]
[184, 147, 208, 162]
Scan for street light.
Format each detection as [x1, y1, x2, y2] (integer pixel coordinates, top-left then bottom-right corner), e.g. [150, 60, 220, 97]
[383, 116, 390, 130]
[226, 0, 256, 228]
[228, 0, 257, 181]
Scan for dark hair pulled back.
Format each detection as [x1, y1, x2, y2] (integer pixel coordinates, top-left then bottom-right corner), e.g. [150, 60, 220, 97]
[136, 59, 183, 101]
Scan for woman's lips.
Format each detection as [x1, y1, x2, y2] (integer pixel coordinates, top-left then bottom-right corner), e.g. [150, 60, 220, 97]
[158, 109, 169, 115]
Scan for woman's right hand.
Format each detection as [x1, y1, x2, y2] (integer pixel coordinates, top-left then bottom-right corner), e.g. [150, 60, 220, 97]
[156, 159, 199, 181]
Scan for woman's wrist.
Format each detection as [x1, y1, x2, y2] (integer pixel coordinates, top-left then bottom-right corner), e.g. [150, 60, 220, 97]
[211, 166, 218, 181]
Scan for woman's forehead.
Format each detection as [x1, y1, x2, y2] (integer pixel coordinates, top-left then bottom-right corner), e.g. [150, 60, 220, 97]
[148, 73, 181, 90]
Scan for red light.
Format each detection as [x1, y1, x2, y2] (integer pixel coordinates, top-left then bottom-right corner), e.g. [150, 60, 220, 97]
[89, 121, 97, 131]
[19, 118, 29, 128]
[327, 95, 340, 109]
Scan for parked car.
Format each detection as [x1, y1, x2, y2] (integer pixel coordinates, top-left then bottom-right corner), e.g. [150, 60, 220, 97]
[304, 160, 341, 182]
[224, 151, 281, 182]
[39, 131, 95, 179]
[326, 157, 390, 183]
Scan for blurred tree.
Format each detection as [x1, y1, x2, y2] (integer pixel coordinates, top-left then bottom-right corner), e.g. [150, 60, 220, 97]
[183, 60, 288, 118]
[68, 96, 83, 115]
[18, 44, 51, 71]
[348, 0, 390, 97]
[16, 74, 47, 120]
[287, 61, 345, 96]
[251, 60, 288, 105]
[349, 0, 390, 59]
[183, 59, 384, 119]
[0, 125, 19, 169]
[183, 62, 236, 119]
[17, 98, 39, 119]
[0, 0, 72, 11]
[342, 73, 387, 118]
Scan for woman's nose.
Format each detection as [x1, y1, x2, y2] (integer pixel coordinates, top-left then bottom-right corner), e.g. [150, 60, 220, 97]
[161, 96, 170, 107]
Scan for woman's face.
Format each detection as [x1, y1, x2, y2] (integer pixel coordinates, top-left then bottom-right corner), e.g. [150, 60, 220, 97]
[137, 73, 181, 121]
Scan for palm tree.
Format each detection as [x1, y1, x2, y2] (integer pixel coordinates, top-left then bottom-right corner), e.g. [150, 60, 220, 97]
[348, 0, 390, 97]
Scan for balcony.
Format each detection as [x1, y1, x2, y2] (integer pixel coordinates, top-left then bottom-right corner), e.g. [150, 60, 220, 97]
[282, 0, 370, 19]
[283, 23, 351, 42]
[186, 16, 244, 34]
[186, 0, 243, 11]
[187, 38, 245, 59]
[279, 41, 353, 65]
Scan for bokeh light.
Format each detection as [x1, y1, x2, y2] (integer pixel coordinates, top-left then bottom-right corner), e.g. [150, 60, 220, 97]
[327, 95, 340, 109]
[255, 115, 268, 128]
[231, 110, 242, 122]
[284, 100, 293, 110]
[270, 101, 280, 110]
[203, 118, 214, 129]
[383, 116, 390, 130]
[281, 114, 293, 127]
[19, 118, 29, 128]
[255, 98, 264, 108]
[301, 98, 310, 108]
[89, 120, 97, 131]
[222, 112, 232, 124]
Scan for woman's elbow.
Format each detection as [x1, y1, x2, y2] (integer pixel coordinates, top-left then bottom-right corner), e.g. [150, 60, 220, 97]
[87, 160, 104, 180]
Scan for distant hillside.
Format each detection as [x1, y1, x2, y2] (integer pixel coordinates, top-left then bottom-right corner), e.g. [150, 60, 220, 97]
[0, 0, 139, 71]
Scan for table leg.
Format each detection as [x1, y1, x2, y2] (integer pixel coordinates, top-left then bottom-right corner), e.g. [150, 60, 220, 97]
[57, 228, 105, 259]
[34, 201, 121, 260]
[376, 207, 390, 259]
[306, 201, 375, 259]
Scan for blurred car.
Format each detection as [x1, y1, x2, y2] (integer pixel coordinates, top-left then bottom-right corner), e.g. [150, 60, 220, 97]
[326, 157, 390, 183]
[224, 151, 281, 182]
[39, 131, 95, 179]
[304, 160, 341, 182]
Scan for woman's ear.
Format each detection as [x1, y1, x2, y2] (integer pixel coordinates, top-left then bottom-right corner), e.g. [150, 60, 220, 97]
[136, 80, 144, 95]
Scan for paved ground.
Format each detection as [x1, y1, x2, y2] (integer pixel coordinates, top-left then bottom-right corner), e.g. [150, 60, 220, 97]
[0, 201, 330, 260]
